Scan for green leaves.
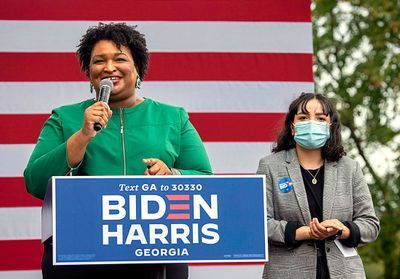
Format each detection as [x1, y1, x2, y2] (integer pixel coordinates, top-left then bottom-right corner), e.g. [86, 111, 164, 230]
[313, 1, 400, 277]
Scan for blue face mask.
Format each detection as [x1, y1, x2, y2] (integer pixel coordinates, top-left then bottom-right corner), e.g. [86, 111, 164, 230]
[293, 120, 330, 149]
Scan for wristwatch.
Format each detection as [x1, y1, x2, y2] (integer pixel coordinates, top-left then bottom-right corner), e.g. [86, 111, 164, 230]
[333, 229, 343, 240]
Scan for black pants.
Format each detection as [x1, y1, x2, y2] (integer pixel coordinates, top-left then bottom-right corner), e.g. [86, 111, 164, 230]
[316, 244, 330, 279]
[42, 238, 188, 279]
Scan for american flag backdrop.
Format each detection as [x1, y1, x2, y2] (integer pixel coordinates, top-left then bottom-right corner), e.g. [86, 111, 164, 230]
[0, 1, 313, 278]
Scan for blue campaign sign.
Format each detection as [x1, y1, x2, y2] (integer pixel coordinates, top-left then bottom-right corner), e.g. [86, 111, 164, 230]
[52, 175, 267, 265]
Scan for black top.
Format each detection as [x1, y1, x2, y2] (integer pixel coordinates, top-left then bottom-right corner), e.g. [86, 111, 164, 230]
[283, 164, 361, 279]
[284, 165, 325, 250]
[301, 165, 329, 279]
[301, 165, 324, 222]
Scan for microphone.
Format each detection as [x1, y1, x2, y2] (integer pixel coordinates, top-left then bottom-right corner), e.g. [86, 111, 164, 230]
[94, 79, 113, 132]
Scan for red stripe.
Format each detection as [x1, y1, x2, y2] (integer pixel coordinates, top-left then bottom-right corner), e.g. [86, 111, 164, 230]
[0, 240, 42, 271]
[0, 53, 85, 82]
[0, 115, 48, 144]
[0, 113, 284, 144]
[0, 53, 314, 82]
[166, 213, 190, 219]
[166, 195, 190, 201]
[0, 0, 311, 22]
[170, 204, 190, 210]
[191, 113, 284, 142]
[0, 178, 42, 207]
[0, 176, 250, 207]
[0, 239, 263, 271]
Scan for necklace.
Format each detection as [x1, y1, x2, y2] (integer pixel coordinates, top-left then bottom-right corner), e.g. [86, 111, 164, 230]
[305, 166, 322, 185]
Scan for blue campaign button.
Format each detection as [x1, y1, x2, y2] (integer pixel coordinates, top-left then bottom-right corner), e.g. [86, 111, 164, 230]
[278, 177, 293, 193]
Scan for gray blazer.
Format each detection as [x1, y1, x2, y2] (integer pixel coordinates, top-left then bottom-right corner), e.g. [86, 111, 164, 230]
[257, 149, 380, 279]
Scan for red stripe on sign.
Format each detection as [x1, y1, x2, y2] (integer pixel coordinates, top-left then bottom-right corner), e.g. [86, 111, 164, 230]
[0, 53, 314, 82]
[170, 204, 190, 210]
[166, 195, 190, 201]
[0, 113, 285, 143]
[0, 178, 42, 207]
[167, 213, 190, 220]
[0, 0, 311, 22]
[0, 240, 42, 271]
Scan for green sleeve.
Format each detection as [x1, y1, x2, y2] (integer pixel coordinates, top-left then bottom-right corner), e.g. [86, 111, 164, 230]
[174, 108, 213, 175]
[23, 111, 79, 199]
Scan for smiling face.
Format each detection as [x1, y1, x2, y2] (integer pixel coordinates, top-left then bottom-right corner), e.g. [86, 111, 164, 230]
[89, 40, 138, 105]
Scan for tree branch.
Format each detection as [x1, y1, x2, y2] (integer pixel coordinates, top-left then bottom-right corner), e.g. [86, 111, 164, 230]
[348, 123, 383, 187]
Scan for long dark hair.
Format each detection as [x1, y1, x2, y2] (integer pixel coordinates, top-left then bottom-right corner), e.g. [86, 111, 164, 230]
[272, 93, 345, 161]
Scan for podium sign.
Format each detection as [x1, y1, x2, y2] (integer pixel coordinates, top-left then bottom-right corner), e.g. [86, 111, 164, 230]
[52, 175, 267, 265]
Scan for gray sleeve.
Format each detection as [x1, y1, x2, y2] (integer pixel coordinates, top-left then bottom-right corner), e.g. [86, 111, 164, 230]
[351, 161, 380, 245]
[257, 157, 287, 246]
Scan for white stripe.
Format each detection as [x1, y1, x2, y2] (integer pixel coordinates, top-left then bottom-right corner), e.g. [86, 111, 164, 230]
[0, 266, 264, 279]
[0, 81, 313, 113]
[0, 270, 42, 279]
[205, 142, 273, 174]
[0, 145, 34, 177]
[0, 20, 312, 53]
[190, 265, 264, 279]
[0, 143, 272, 176]
[0, 267, 263, 279]
[0, 207, 41, 240]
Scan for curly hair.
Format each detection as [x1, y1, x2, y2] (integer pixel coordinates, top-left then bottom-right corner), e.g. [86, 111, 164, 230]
[272, 93, 346, 162]
[76, 22, 149, 80]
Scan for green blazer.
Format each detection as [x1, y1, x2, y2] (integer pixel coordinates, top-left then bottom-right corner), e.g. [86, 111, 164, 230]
[24, 98, 212, 199]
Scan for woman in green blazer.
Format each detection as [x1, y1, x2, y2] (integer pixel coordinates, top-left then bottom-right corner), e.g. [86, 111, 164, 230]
[24, 22, 212, 279]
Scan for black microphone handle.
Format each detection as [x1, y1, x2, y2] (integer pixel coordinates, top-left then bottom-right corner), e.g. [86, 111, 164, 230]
[93, 122, 103, 131]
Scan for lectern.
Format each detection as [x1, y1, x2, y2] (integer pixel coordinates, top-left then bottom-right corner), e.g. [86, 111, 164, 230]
[42, 175, 267, 277]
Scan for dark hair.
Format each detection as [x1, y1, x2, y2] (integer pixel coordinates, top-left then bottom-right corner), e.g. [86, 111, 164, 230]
[76, 22, 149, 80]
[272, 93, 346, 161]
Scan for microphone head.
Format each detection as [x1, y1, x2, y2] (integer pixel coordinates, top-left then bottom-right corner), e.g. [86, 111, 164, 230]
[97, 79, 113, 103]
[100, 78, 114, 89]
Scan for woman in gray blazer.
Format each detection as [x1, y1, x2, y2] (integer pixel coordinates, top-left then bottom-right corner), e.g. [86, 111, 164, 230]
[257, 93, 379, 279]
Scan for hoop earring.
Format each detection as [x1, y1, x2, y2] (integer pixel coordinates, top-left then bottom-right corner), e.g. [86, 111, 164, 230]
[135, 76, 142, 89]
[90, 82, 94, 93]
